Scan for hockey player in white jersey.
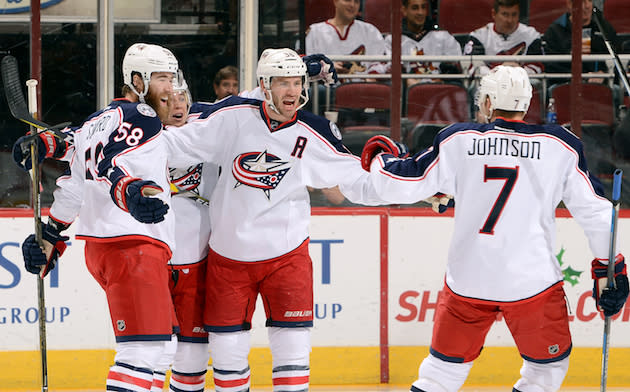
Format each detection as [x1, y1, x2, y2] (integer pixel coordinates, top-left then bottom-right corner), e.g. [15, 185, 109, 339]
[361, 65, 629, 391]
[19, 43, 180, 392]
[464, 0, 543, 76]
[156, 48, 390, 392]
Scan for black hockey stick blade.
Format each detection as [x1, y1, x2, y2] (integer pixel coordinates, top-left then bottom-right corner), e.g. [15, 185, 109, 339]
[1, 55, 51, 130]
[2, 55, 71, 142]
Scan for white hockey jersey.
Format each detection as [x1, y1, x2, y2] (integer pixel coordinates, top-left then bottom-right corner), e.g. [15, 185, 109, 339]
[466, 22, 543, 75]
[367, 118, 615, 303]
[165, 102, 220, 265]
[385, 30, 462, 75]
[306, 19, 387, 76]
[50, 99, 175, 252]
[162, 96, 383, 261]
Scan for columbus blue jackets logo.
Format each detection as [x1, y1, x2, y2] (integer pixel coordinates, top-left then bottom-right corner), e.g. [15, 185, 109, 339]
[232, 151, 291, 199]
[170, 164, 202, 192]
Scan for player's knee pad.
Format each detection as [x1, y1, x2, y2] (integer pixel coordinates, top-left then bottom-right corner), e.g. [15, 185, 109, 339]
[208, 331, 251, 370]
[170, 343, 209, 392]
[154, 334, 178, 373]
[411, 353, 473, 392]
[114, 340, 166, 370]
[172, 341, 210, 374]
[268, 327, 311, 366]
[513, 356, 569, 392]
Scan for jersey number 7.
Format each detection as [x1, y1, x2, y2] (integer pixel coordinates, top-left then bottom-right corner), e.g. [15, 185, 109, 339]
[480, 165, 519, 235]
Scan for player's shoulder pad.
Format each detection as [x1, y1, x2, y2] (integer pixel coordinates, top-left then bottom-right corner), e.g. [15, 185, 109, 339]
[297, 110, 346, 152]
[192, 95, 262, 120]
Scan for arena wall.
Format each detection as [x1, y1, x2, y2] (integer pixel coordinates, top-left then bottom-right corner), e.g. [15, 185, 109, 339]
[0, 208, 628, 389]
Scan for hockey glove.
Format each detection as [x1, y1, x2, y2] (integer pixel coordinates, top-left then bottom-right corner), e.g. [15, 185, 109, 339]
[361, 135, 409, 171]
[12, 131, 71, 171]
[22, 219, 70, 278]
[303, 53, 339, 86]
[110, 176, 169, 224]
[592, 255, 629, 317]
[423, 193, 455, 213]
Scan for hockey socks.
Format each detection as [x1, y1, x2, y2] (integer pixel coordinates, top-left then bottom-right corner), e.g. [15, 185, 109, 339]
[150, 370, 166, 392]
[212, 366, 251, 392]
[169, 369, 207, 392]
[106, 361, 153, 391]
[272, 364, 310, 392]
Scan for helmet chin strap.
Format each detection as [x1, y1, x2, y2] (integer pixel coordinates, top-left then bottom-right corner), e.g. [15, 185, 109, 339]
[263, 88, 281, 115]
[129, 79, 148, 103]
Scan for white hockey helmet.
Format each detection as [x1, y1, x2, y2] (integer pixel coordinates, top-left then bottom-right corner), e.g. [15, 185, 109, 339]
[256, 48, 309, 112]
[122, 43, 179, 103]
[173, 69, 192, 109]
[476, 65, 532, 118]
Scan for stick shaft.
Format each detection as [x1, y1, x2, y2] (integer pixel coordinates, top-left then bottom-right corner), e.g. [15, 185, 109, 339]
[601, 169, 623, 392]
[26, 78, 48, 392]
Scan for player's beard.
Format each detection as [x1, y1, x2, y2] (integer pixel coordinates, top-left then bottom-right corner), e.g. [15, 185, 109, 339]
[145, 87, 170, 123]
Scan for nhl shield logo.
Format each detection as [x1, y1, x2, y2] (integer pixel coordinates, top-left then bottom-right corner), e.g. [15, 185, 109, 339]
[117, 319, 126, 331]
[548, 344, 559, 355]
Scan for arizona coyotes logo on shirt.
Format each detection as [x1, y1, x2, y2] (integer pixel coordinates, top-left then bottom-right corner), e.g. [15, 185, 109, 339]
[343, 45, 367, 75]
[232, 151, 291, 199]
[490, 41, 527, 68]
[411, 48, 438, 74]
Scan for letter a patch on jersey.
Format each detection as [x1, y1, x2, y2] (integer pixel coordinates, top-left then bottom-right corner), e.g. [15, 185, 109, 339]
[232, 150, 291, 199]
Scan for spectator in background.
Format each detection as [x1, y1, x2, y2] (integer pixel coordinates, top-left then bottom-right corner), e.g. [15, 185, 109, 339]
[543, 0, 618, 84]
[465, 0, 544, 76]
[213, 65, 239, 101]
[385, 0, 462, 86]
[305, 0, 387, 80]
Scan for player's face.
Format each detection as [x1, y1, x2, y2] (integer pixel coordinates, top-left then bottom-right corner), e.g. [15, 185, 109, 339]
[492, 5, 519, 35]
[165, 90, 189, 127]
[214, 77, 238, 100]
[334, 0, 360, 23]
[268, 76, 303, 121]
[146, 71, 175, 122]
[402, 0, 429, 32]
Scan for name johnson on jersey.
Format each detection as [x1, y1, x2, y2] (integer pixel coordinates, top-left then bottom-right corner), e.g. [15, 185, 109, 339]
[467, 136, 541, 159]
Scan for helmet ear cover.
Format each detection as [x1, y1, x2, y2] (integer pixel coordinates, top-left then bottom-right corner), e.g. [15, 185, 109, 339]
[476, 65, 532, 117]
[256, 48, 310, 111]
[122, 43, 179, 102]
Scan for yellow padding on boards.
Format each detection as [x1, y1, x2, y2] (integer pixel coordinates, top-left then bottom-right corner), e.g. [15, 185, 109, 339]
[0, 346, 628, 389]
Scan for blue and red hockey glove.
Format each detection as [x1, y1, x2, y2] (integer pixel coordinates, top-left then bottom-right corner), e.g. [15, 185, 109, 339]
[592, 254, 629, 317]
[303, 53, 339, 86]
[12, 130, 72, 170]
[110, 176, 169, 224]
[22, 218, 70, 278]
[361, 135, 409, 171]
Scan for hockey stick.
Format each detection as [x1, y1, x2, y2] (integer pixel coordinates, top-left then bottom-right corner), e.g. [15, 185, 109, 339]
[2, 55, 49, 392]
[1, 56, 70, 140]
[27, 78, 49, 392]
[592, 8, 630, 97]
[600, 168, 623, 392]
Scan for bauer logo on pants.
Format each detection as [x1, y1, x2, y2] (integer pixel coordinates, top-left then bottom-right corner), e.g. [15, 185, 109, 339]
[117, 320, 126, 331]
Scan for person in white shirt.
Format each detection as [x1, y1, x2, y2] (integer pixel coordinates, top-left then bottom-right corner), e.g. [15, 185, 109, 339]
[360, 65, 628, 392]
[465, 0, 544, 76]
[305, 0, 387, 79]
[385, 0, 462, 86]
